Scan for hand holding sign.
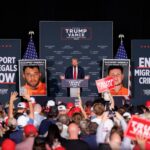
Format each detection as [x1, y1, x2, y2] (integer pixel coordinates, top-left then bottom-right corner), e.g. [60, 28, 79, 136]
[125, 115, 150, 141]
[95, 76, 115, 93]
[136, 134, 147, 150]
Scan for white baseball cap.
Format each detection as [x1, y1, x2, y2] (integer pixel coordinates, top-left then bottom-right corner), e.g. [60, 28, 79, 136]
[17, 115, 29, 127]
[47, 100, 55, 107]
[123, 112, 131, 119]
[30, 97, 36, 104]
[57, 105, 66, 111]
[17, 102, 26, 109]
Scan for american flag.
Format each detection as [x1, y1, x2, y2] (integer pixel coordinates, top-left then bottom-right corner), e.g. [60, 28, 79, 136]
[23, 37, 38, 59]
[115, 40, 128, 59]
[115, 39, 131, 102]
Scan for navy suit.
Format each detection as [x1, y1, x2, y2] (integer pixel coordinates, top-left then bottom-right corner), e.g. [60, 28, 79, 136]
[65, 66, 85, 79]
[65, 66, 85, 96]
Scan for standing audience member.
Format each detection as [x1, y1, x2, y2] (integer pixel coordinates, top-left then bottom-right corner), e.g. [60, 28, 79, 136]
[64, 123, 90, 150]
[16, 124, 38, 150]
[33, 103, 46, 129]
[45, 124, 66, 150]
[39, 106, 58, 136]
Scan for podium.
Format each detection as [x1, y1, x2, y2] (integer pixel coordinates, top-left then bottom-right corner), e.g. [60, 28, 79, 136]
[61, 79, 88, 97]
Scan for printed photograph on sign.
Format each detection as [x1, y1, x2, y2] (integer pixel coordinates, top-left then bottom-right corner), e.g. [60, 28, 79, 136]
[102, 59, 130, 96]
[18, 59, 47, 96]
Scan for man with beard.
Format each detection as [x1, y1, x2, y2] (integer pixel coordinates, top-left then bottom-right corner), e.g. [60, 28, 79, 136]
[108, 65, 128, 96]
[21, 66, 46, 96]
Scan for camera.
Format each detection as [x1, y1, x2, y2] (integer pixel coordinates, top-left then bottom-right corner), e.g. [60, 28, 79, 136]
[108, 110, 115, 118]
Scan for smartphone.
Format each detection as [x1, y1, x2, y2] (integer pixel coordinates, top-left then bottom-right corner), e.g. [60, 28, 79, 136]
[108, 110, 115, 118]
[74, 99, 79, 107]
[20, 87, 27, 96]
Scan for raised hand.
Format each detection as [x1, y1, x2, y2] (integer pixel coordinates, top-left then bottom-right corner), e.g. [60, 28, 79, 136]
[22, 88, 31, 101]
[10, 91, 18, 102]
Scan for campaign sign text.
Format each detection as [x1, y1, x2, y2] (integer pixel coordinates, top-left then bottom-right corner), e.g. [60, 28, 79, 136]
[125, 115, 150, 141]
[95, 76, 114, 93]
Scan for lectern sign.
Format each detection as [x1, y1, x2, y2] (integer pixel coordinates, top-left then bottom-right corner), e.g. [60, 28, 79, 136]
[61, 79, 88, 88]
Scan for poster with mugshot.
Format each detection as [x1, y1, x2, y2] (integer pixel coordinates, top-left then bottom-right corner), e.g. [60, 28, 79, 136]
[18, 59, 47, 96]
[102, 59, 130, 96]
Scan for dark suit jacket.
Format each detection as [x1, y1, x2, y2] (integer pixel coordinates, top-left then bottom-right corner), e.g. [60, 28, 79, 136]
[65, 66, 85, 79]
[65, 66, 85, 97]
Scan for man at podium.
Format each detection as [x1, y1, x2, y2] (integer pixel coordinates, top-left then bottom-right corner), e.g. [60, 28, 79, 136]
[65, 57, 85, 80]
[60, 57, 87, 97]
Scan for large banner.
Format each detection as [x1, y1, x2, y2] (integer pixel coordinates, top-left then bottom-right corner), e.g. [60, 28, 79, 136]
[0, 39, 20, 104]
[131, 40, 150, 105]
[40, 21, 113, 98]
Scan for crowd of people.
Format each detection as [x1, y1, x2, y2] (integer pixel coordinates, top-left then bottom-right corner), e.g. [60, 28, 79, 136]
[0, 90, 150, 150]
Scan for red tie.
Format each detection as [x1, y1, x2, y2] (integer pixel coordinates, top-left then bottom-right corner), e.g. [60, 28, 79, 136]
[74, 67, 77, 79]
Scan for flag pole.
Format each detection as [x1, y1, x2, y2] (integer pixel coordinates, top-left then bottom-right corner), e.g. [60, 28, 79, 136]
[118, 34, 124, 43]
[28, 31, 34, 39]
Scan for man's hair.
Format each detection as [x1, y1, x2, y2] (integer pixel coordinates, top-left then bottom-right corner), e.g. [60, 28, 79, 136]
[108, 65, 124, 74]
[93, 103, 105, 116]
[23, 66, 40, 72]
[71, 57, 78, 61]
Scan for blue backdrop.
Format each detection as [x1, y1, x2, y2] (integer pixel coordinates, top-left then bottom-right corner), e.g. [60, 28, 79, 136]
[40, 21, 113, 99]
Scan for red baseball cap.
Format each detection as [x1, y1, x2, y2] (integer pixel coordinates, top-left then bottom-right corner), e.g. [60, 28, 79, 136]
[67, 102, 74, 109]
[2, 138, 16, 150]
[145, 100, 150, 107]
[67, 107, 81, 117]
[73, 107, 81, 113]
[24, 124, 38, 137]
[55, 147, 66, 150]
